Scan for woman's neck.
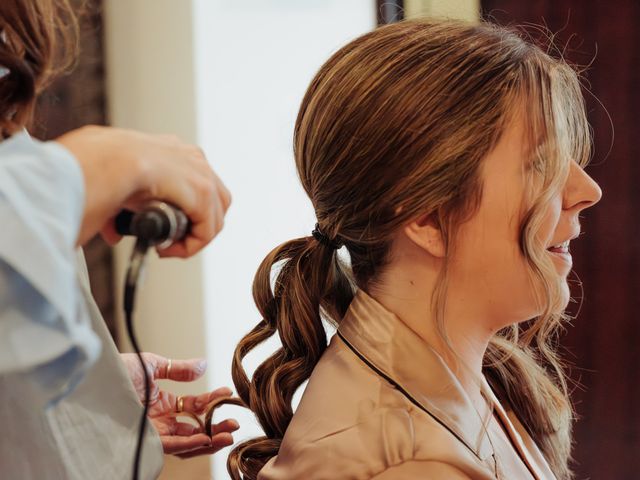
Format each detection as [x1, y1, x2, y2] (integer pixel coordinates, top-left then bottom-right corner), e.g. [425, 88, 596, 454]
[370, 253, 497, 411]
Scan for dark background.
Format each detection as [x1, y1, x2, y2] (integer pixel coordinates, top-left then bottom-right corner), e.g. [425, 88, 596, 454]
[482, 2, 640, 478]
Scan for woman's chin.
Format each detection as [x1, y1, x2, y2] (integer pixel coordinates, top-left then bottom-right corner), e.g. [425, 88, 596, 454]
[555, 282, 571, 313]
[526, 280, 571, 318]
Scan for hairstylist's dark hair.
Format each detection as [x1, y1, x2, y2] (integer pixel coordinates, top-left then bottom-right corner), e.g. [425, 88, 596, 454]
[0, 0, 80, 137]
[229, 19, 590, 480]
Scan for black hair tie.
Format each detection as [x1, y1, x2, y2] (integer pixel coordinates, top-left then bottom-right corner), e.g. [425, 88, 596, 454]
[312, 223, 343, 250]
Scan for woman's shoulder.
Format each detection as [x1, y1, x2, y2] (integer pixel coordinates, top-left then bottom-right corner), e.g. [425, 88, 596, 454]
[257, 334, 498, 479]
[256, 335, 419, 479]
[296, 331, 417, 425]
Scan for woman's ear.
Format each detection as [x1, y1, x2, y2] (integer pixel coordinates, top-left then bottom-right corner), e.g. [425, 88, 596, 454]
[403, 213, 446, 258]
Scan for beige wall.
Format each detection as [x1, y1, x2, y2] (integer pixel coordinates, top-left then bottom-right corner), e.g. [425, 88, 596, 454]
[103, 0, 206, 392]
[103, 1, 210, 478]
[405, 0, 480, 21]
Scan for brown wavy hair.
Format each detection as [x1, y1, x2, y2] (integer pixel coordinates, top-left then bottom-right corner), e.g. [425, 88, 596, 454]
[229, 19, 590, 480]
[0, 0, 80, 137]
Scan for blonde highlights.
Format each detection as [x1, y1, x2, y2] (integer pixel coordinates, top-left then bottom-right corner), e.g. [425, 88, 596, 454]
[230, 19, 590, 480]
[482, 52, 592, 480]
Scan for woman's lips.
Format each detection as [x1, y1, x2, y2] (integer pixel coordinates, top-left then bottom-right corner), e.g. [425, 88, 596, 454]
[547, 233, 578, 268]
[547, 247, 572, 269]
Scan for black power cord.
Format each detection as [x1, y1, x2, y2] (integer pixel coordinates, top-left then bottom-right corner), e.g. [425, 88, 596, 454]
[116, 202, 190, 480]
[123, 238, 152, 480]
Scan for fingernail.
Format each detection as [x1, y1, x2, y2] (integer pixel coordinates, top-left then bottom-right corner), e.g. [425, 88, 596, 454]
[230, 419, 240, 429]
[196, 360, 207, 375]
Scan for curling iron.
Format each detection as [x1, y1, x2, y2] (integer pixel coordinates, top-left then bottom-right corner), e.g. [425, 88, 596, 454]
[115, 200, 190, 249]
[115, 201, 190, 480]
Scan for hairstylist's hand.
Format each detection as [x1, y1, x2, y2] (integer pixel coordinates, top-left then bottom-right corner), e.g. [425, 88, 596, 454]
[120, 352, 240, 457]
[56, 126, 231, 257]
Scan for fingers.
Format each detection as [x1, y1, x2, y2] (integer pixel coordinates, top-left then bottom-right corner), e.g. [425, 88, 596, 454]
[161, 150, 231, 259]
[173, 422, 200, 437]
[99, 216, 122, 246]
[152, 416, 201, 437]
[148, 142, 228, 259]
[161, 433, 214, 455]
[210, 418, 240, 436]
[154, 357, 207, 382]
[148, 386, 234, 419]
[179, 387, 233, 415]
[174, 433, 235, 459]
[155, 386, 240, 458]
[206, 386, 236, 404]
[120, 352, 160, 404]
[215, 171, 232, 213]
[157, 177, 227, 259]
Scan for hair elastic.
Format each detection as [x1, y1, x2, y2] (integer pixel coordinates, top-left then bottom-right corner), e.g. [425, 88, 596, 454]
[312, 223, 343, 250]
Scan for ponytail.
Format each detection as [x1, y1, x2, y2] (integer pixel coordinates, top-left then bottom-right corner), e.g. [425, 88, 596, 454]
[228, 236, 353, 479]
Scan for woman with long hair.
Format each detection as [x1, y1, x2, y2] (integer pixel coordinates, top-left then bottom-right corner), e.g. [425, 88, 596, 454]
[229, 19, 601, 479]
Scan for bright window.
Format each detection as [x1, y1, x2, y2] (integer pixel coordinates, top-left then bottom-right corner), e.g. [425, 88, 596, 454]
[193, 1, 376, 476]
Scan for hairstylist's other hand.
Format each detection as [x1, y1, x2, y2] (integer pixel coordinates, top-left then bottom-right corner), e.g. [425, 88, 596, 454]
[56, 126, 231, 257]
[120, 352, 240, 457]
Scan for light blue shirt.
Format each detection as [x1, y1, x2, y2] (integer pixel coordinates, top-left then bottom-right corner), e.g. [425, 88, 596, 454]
[0, 131, 100, 405]
[0, 132, 163, 479]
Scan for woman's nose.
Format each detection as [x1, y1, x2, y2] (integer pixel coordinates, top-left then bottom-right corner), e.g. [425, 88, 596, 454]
[563, 161, 602, 212]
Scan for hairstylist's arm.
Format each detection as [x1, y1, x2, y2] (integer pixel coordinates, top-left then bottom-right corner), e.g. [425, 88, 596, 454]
[58, 126, 237, 454]
[56, 125, 231, 257]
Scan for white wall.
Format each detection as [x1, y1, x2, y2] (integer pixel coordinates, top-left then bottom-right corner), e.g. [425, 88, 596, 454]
[192, 1, 376, 477]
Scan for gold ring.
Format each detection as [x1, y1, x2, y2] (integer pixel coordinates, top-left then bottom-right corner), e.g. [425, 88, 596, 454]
[176, 395, 184, 413]
[166, 359, 172, 379]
